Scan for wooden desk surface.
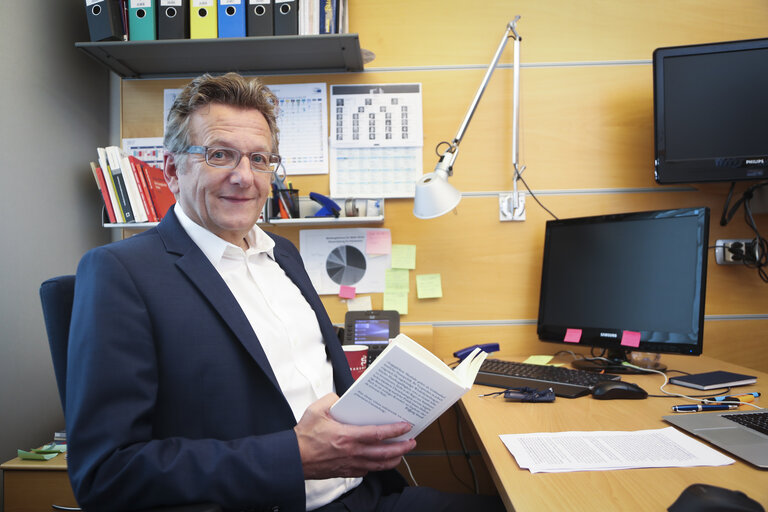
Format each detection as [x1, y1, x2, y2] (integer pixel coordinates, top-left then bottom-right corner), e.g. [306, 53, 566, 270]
[459, 354, 767, 511]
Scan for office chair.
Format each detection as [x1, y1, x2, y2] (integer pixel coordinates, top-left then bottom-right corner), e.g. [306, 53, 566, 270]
[39, 275, 222, 512]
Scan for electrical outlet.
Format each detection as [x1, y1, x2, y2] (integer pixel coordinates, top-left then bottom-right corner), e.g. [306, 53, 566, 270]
[499, 192, 526, 221]
[715, 239, 753, 265]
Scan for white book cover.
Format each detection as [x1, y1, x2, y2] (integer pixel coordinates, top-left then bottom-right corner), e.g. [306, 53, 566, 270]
[107, 146, 148, 222]
[97, 147, 124, 222]
[330, 333, 488, 441]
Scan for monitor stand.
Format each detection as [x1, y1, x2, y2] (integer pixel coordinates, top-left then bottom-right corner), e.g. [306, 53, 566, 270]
[570, 349, 667, 374]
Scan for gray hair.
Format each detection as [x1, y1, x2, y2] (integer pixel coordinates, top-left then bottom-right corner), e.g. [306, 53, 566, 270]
[164, 73, 280, 168]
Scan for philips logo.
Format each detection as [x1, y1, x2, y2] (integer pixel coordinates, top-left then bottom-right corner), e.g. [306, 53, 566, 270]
[745, 159, 765, 165]
[600, 332, 618, 338]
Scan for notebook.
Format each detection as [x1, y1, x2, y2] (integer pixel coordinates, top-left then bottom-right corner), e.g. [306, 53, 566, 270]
[669, 370, 757, 390]
[663, 410, 768, 468]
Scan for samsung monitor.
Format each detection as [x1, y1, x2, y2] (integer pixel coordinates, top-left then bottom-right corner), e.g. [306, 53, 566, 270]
[537, 207, 709, 372]
[653, 38, 768, 184]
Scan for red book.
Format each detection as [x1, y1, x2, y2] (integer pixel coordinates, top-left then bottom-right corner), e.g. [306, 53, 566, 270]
[128, 156, 158, 222]
[90, 161, 117, 223]
[140, 163, 176, 220]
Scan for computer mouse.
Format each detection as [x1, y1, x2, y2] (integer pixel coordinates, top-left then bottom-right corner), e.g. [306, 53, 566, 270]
[591, 380, 648, 400]
[668, 483, 764, 512]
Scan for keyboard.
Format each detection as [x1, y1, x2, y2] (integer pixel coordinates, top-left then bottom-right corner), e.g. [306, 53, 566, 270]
[475, 358, 622, 398]
[723, 411, 768, 436]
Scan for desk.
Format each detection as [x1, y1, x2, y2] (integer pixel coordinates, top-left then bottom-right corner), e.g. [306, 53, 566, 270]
[1, 453, 78, 512]
[459, 354, 767, 511]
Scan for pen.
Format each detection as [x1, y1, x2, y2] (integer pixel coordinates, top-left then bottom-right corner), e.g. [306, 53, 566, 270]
[671, 404, 738, 412]
[703, 392, 760, 404]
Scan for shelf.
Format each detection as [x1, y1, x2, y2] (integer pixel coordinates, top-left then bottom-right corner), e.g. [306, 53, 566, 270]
[75, 34, 365, 78]
[103, 197, 384, 228]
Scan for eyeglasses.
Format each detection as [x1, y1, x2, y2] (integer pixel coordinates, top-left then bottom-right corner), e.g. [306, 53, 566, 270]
[185, 146, 283, 177]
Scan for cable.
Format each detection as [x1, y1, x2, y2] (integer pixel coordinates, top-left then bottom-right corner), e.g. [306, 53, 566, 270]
[435, 409, 475, 493]
[454, 404, 480, 494]
[400, 456, 419, 486]
[719, 180, 768, 282]
[514, 167, 559, 220]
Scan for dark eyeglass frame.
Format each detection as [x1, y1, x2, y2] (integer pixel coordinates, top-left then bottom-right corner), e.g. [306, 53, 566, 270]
[185, 145, 283, 176]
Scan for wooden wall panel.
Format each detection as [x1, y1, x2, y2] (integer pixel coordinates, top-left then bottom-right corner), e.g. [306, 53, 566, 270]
[120, 0, 768, 374]
[351, 0, 768, 67]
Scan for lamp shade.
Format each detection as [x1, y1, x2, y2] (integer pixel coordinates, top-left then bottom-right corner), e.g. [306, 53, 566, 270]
[413, 169, 462, 219]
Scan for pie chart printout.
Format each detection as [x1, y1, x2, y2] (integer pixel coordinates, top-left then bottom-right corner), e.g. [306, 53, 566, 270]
[326, 245, 367, 286]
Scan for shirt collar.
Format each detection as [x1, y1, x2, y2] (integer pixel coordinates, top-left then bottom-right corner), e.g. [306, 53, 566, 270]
[173, 203, 275, 265]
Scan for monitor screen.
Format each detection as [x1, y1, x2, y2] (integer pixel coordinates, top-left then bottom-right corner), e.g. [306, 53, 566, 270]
[351, 319, 391, 346]
[537, 207, 709, 370]
[653, 38, 768, 184]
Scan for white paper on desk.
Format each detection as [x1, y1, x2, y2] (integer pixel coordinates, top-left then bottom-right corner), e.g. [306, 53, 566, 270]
[500, 427, 734, 473]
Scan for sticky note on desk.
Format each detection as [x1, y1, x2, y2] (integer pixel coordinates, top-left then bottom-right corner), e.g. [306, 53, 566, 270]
[17, 449, 57, 461]
[416, 273, 442, 299]
[391, 244, 416, 269]
[524, 355, 554, 366]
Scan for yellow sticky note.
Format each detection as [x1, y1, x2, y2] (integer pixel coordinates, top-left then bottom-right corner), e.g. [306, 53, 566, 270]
[385, 268, 409, 292]
[523, 355, 554, 366]
[391, 244, 416, 269]
[416, 274, 442, 299]
[383, 292, 408, 315]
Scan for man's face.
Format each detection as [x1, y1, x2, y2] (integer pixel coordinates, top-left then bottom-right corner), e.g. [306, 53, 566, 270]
[164, 103, 274, 247]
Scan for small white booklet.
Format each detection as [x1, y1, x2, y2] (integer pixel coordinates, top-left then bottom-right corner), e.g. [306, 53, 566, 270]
[330, 333, 488, 441]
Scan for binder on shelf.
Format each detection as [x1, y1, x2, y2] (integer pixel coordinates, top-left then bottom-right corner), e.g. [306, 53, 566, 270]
[119, 0, 130, 39]
[246, 0, 272, 36]
[218, 0, 246, 37]
[158, 0, 189, 39]
[274, 0, 298, 35]
[85, 0, 126, 41]
[128, 0, 157, 40]
[318, 0, 337, 34]
[190, 0, 218, 39]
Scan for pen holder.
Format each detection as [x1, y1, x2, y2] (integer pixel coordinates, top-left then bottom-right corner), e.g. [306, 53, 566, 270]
[271, 188, 300, 219]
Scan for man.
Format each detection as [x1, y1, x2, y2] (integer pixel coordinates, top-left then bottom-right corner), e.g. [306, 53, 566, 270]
[67, 73, 503, 512]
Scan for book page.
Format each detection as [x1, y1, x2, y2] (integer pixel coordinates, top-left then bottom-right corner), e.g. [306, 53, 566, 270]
[330, 342, 465, 441]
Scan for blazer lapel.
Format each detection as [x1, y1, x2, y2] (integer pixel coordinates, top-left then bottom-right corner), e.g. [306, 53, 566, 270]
[156, 214, 283, 393]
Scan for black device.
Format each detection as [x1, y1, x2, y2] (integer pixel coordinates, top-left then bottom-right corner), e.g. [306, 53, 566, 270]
[591, 381, 648, 400]
[653, 37, 768, 184]
[343, 310, 399, 364]
[537, 207, 709, 373]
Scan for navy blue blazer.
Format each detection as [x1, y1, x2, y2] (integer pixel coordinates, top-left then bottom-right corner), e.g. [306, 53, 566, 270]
[66, 211, 361, 511]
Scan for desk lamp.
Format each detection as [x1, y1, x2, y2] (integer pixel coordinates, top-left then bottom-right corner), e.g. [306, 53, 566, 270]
[413, 17, 523, 219]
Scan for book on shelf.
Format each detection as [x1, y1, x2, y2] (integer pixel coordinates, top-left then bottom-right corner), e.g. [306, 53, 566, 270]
[669, 370, 757, 390]
[90, 161, 117, 223]
[107, 145, 148, 222]
[97, 147, 127, 222]
[330, 333, 488, 441]
[127, 155, 158, 222]
[139, 160, 176, 220]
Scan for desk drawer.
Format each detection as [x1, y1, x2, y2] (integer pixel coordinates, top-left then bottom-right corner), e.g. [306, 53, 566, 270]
[3, 469, 79, 512]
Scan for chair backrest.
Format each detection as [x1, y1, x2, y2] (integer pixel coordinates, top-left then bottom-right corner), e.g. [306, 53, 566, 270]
[40, 275, 76, 412]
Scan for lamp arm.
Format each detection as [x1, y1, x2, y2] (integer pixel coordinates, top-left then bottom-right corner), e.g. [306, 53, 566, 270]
[442, 16, 522, 166]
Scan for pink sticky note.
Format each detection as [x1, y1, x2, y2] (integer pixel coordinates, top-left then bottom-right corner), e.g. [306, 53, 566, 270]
[339, 285, 356, 299]
[366, 230, 392, 255]
[564, 328, 582, 343]
[621, 330, 641, 348]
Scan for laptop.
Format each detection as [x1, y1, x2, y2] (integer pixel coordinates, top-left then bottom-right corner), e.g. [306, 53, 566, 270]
[663, 409, 768, 469]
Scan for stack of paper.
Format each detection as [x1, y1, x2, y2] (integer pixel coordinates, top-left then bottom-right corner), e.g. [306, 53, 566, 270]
[500, 427, 734, 473]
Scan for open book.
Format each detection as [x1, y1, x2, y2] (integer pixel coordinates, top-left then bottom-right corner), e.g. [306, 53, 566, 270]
[330, 333, 488, 441]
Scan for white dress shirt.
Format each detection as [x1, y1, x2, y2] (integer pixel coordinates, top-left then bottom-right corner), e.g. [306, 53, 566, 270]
[174, 205, 360, 509]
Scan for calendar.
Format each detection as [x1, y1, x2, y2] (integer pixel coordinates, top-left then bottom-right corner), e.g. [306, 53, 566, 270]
[330, 83, 423, 198]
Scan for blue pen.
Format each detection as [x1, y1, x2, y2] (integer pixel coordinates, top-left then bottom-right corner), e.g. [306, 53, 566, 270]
[671, 404, 738, 412]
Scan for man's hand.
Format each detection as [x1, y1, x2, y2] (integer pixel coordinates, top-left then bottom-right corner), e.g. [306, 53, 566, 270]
[294, 393, 417, 479]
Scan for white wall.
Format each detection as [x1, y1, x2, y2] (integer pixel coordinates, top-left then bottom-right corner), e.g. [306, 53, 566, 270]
[0, 0, 112, 496]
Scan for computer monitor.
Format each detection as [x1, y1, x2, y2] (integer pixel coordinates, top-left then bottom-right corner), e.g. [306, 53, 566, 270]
[653, 37, 768, 184]
[537, 207, 709, 372]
